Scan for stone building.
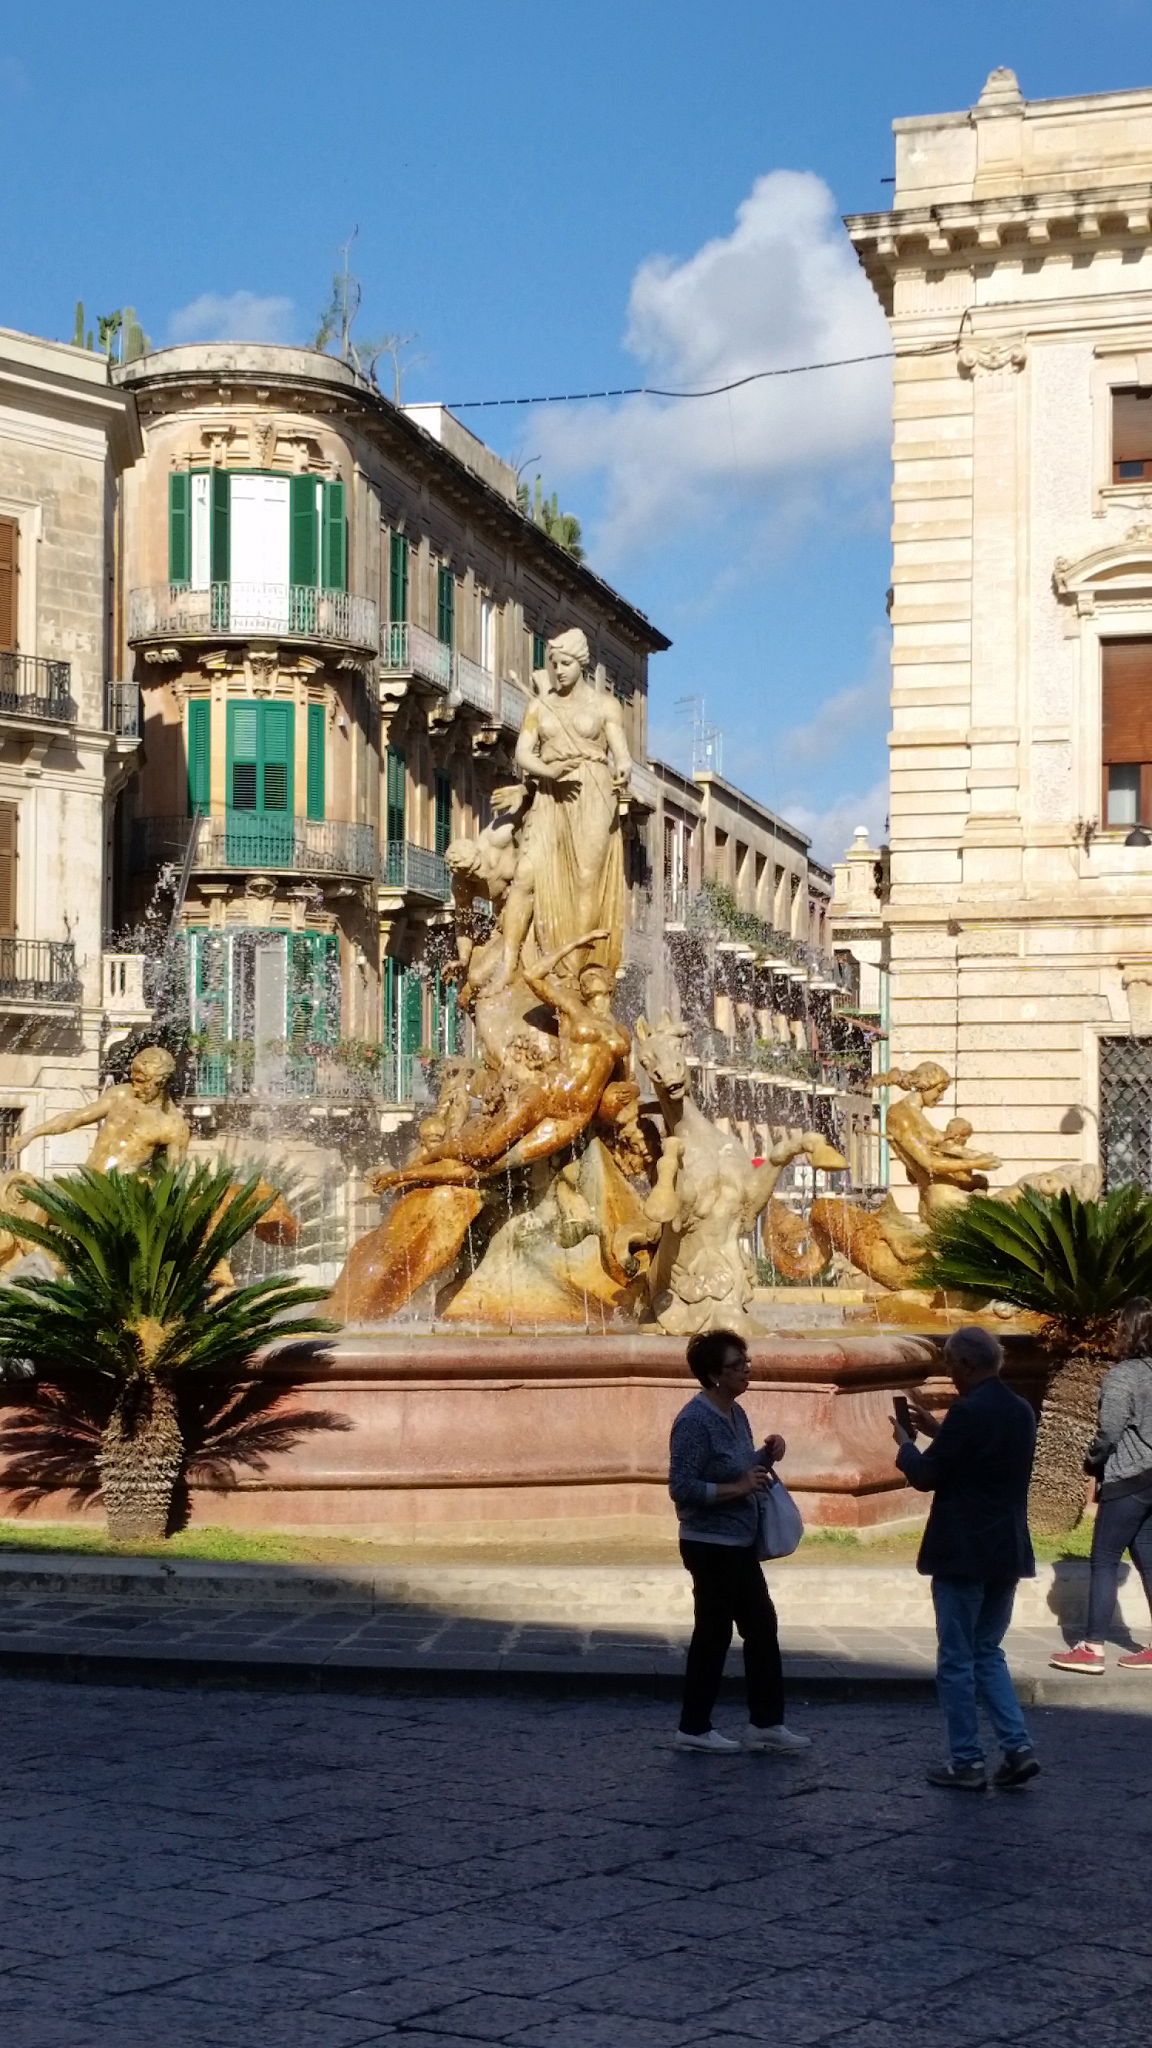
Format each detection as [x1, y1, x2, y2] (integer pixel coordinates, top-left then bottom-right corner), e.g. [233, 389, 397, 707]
[0, 328, 143, 1176]
[111, 344, 667, 1178]
[644, 758, 880, 1191]
[847, 69, 1152, 1201]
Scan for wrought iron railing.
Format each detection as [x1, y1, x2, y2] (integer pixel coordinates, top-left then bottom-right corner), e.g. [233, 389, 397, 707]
[498, 678, 529, 732]
[381, 840, 451, 899]
[189, 1047, 421, 1105]
[127, 583, 378, 651]
[0, 652, 75, 724]
[452, 652, 496, 716]
[0, 939, 81, 1004]
[104, 680, 141, 738]
[132, 814, 377, 878]
[379, 622, 452, 691]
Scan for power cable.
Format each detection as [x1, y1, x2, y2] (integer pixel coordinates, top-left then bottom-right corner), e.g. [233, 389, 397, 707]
[444, 338, 959, 411]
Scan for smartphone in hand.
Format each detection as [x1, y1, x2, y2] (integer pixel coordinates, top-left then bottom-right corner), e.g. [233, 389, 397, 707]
[893, 1395, 915, 1438]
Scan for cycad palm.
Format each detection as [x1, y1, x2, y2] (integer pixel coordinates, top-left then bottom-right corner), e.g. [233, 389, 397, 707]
[919, 1184, 1152, 1530]
[0, 1164, 336, 1541]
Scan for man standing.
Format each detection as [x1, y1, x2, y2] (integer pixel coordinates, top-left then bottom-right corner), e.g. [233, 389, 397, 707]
[895, 1326, 1040, 1791]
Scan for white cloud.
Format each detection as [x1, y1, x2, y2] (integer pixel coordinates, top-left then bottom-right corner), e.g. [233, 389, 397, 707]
[167, 291, 296, 344]
[783, 777, 889, 866]
[533, 170, 891, 552]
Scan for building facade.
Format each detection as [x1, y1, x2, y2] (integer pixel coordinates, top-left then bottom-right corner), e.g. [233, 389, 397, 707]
[111, 344, 667, 1177]
[847, 69, 1152, 1203]
[0, 328, 143, 1177]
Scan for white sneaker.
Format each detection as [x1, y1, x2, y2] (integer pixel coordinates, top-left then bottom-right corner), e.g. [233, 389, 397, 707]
[743, 1724, 812, 1754]
[673, 1729, 741, 1753]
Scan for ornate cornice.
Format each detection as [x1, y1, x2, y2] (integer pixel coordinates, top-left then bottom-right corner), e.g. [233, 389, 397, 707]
[1053, 525, 1152, 614]
[958, 337, 1027, 378]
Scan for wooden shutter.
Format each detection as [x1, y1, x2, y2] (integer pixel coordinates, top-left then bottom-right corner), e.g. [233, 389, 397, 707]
[321, 481, 346, 591]
[384, 954, 396, 1048]
[187, 699, 211, 813]
[1102, 641, 1152, 763]
[260, 702, 293, 813]
[210, 470, 231, 583]
[437, 566, 455, 647]
[290, 475, 319, 588]
[386, 745, 406, 843]
[228, 703, 260, 810]
[401, 961, 423, 1053]
[168, 473, 191, 585]
[434, 771, 452, 855]
[0, 517, 18, 649]
[306, 701, 325, 820]
[389, 532, 409, 623]
[532, 630, 547, 673]
[0, 801, 16, 936]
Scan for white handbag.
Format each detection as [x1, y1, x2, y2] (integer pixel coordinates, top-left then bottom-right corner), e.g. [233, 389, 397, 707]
[756, 1471, 804, 1560]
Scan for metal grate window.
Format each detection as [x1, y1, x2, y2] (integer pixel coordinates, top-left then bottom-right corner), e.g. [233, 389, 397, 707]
[1100, 1037, 1152, 1190]
[0, 1107, 22, 1173]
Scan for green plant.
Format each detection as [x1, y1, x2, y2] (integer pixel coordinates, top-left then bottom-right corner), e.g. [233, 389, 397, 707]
[0, 1165, 337, 1542]
[918, 1183, 1152, 1533]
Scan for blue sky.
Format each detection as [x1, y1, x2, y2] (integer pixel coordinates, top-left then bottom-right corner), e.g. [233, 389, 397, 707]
[4, 1, 1151, 856]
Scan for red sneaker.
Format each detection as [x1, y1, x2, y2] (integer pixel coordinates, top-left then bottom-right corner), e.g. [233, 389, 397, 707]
[1118, 1645, 1152, 1668]
[1049, 1642, 1105, 1673]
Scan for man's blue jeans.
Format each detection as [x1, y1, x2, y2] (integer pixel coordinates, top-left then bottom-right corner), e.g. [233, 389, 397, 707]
[931, 1576, 1032, 1765]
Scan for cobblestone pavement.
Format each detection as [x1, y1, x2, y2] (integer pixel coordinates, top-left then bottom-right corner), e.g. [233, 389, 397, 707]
[0, 1677, 1149, 2047]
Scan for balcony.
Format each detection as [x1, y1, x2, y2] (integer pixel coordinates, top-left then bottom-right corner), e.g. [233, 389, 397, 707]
[132, 814, 377, 880]
[380, 840, 451, 901]
[452, 653, 495, 716]
[189, 1046, 422, 1107]
[0, 653, 75, 726]
[104, 681, 141, 739]
[498, 678, 529, 733]
[127, 583, 379, 656]
[0, 939, 81, 1009]
[380, 622, 452, 692]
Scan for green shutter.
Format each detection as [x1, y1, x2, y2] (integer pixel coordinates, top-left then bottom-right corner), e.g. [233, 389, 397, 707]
[532, 630, 547, 673]
[386, 745, 406, 844]
[187, 699, 211, 813]
[321, 480, 346, 590]
[168, 472, 191, 584]
[210, 469, 230, 583]
[401, 962, 423, 1054]
[289, 932, 339, 1045]
[306, 701, 325, 820]
[228, 703, 259, 811]
[290, 475, 319, 588]
[227, 701, 293, 814]
[389, 532, 409, 623]
[434, 771, 452, 855]
[384, 954, 396, 1049]
[437, 565, 455, 647]
[260, 702, 293, 814]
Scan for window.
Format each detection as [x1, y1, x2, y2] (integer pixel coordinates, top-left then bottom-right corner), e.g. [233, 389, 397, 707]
[1112, 388, 1152, 483]
[0, 800, 16, 936]
[168, 470, 347, 595]
[0, 1107, 22, 1172]
[480, 596, 495, 675]
[434, 771, 452, 856]
[532, 630, 548, 675]
[384, 956, 423, 1054]
[1101, 1036, 1152, 1190]
[386, 746, 407, 846]
[187, 699, 211, 814]
[187, 929, 338, 1094]
[306, 702, 325, 821]
[1102, 639, 1152, 825]
[0, 516, 18, 650]
[389, 531, 409, 623]
[436, 565, 455, 648]
[227, 702, 293, 814]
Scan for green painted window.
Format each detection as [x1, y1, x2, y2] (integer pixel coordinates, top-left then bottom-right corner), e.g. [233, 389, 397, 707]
[389, 532, 409, 622]
[532, 630, 547, 673]
[434, 771, 452, 856]
[306, 702, 325, 820]
[290, 475, 319, 587]
[227, 701, 294, 814]
[386, 745, 406, 845]
[436, 565, 455, 648]
[210, 469, 230, 582]
[288, 931, 339, 1043]
[432, 967, 461, 1056]
[187, 699, 211, 813]
[321, 480, 346, 590]
[169, 472, 191, 584]
[401, 961, 423, 1053]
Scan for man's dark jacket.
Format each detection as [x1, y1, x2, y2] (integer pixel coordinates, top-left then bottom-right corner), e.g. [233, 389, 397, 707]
[896, 1375, 1036, 1581]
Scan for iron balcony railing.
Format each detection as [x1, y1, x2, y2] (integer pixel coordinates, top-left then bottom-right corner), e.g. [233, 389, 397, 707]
[452, 652, 496, 716]
[0, 939, 81, 1004]
[0, 652, 75, 724]
[132, 814, 377, 879]
[104, 680, 141, 739]
[498, 678, 529, 732]
[190, 1048, 421, 1106]
[381, 840, 451, 899]
[380, 621, 453, 691]
[127, 583, 379, 653]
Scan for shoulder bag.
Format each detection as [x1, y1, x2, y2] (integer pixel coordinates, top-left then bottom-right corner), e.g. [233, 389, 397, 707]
[756, 1469, 804, 1560]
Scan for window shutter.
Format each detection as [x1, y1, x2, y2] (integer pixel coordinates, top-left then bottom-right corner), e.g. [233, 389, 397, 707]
[532, 630, 547, 674]
[389, 532, 409, 623]
[187, 699, 212, 813]
[437, 566, 455, 647]
[210, 469, 231, 583]
[290, 475, 319, 588]
[321, 480, 347, 590]
[0, 517, 18, 649]
[434, 771, 452, 855]
[306, 701, 326, 819]
[384, 955, 396, 1048]
[228, 702, 260, 810]
[168, 473, 191, 585]
[386, 745, 406, 844]
[401, 962, 423, 1053]
[0, 801, 17, 937]
[1102, 641, 1152, 762]
[260, 702, 293, 814]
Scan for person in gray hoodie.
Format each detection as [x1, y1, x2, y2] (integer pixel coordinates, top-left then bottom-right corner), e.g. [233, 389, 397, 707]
[1051, 1296, 1152, 1674]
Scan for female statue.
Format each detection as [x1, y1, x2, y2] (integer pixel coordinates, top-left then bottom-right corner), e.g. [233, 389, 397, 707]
[874, 1062, 1000, 1224]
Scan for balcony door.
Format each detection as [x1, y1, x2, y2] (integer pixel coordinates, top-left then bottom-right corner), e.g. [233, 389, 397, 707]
[226, 701, 294, 865]
[228, 475, 291, 629]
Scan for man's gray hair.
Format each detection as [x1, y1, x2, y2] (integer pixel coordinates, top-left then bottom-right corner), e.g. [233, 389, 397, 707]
[943, 1325, 1004, 1373]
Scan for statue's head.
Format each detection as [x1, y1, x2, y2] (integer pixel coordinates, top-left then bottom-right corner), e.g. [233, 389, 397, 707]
[129, 1046, 176, 1101]
[445, 837, 480, 877]
[578, 963, 615, 1014]
[634, 1010, 692, 1100]
[873, 1060, 951, 1107]
[546, 628, 591, 693]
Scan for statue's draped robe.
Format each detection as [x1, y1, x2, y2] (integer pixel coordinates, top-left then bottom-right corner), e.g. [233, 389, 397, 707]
[520, 686, 624, 977]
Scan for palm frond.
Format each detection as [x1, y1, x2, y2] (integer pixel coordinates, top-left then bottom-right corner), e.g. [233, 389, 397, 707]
[918, 1184, 1152, 1346]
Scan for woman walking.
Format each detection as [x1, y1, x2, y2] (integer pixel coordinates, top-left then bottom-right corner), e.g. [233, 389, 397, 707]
[1051, 1297, 1152, 1673]
[668, 1328, 811, 1753]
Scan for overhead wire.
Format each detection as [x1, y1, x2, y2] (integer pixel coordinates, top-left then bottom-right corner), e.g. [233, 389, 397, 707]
[444, 337, 962, 411]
